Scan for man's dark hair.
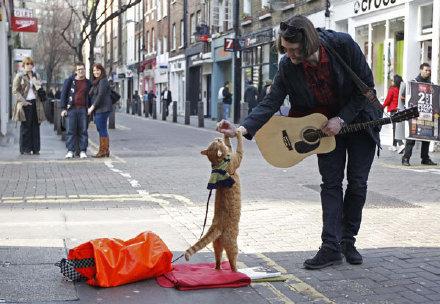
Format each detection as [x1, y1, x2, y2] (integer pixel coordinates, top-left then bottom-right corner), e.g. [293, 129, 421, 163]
[420, 63, 430, 70]
[393, 74, 403, 88]
[276, 15, 320, 58]
[75, 62, 85, 68]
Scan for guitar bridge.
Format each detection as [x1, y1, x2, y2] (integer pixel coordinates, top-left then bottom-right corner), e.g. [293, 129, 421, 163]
[282, 130, 293, 151]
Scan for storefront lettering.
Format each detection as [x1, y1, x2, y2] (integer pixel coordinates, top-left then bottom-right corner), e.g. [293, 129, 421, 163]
[354, 0, 399, 15]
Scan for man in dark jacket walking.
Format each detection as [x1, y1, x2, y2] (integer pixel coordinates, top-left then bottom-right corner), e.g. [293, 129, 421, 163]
[60, 62, 92, 159]
[401, 63, 437, 166]
[244, 80, 258, 114]
[217, 15, 382, 270]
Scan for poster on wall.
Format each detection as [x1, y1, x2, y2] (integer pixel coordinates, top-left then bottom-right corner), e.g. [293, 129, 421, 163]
[407, 81, 440, 142]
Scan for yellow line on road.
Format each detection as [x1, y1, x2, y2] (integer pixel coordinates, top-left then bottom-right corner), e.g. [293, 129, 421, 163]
[255, 252, 334, 304]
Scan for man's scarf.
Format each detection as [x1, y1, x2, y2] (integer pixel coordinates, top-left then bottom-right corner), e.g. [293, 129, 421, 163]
[207, 155, 235, 190]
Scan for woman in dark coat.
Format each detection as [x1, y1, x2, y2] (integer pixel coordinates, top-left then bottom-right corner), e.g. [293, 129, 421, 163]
[88, 64, 113, 157]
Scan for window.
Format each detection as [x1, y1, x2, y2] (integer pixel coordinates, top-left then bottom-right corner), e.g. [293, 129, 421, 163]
[162, 0, 167, 17]
[243, 0, 251, 15]
[146, 31, 149, 53]
[151, 28, 155, 53]
[172, 24, 176, 50]
[190, 13, 195, 43]
[163, 36, 167, 53]
[196, 10, 201, 25]
[157, 38, 162, 54]
[180, 20, 184, 47]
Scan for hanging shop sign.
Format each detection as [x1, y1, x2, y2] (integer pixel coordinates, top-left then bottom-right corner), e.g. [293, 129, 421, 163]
[407, 81, 440, 142]
[11, 16, 38, 32]
[353, 0, 404, 15]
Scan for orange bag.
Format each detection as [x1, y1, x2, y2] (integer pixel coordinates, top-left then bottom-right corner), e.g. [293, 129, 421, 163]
[63, 231, 172, 287]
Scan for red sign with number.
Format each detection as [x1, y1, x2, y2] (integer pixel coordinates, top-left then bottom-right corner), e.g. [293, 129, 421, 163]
[224, 38, 236, 52]
[11, 16, 38, 33]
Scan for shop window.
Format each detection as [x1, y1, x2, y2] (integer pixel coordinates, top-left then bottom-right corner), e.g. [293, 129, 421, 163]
[420, 4, 433, 35]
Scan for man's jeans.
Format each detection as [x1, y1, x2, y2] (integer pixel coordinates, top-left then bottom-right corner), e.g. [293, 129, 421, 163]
[223, 104, 231, 119]
[66, 108, 88, 152]
[317, 131, 376, 251]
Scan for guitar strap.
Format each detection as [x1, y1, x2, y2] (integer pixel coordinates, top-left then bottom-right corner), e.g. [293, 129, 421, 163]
[324, 43, 384, 113]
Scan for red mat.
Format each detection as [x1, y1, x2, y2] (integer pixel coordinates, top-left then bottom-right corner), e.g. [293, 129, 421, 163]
[156, 261, 251, 290]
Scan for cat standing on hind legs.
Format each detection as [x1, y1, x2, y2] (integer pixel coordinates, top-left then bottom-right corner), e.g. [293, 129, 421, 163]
[184, 131, 243, 272]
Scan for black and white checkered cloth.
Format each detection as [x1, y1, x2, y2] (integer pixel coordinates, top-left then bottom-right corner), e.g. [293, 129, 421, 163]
[55, 258, 95, 281]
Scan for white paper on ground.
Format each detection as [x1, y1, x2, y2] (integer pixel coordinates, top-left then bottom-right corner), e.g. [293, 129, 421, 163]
[238, 266, 282, 280]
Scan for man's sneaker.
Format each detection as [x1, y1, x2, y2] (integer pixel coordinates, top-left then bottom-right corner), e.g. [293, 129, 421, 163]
[421, 159, 437, 166]
[80, 151, 87, 159]
[397, 144, 405, 154]
[402, 158, 410, 166]
[341, 241, 363, 265]
[303, 246, 342, 270]
[65, 151, 74, 159]
[388, 146, 397, 151]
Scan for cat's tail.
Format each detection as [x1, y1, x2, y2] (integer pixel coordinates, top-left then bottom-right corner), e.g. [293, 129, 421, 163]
[185, 226, 222, 261]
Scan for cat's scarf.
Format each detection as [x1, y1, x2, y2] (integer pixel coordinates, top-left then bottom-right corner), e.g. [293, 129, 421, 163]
[207, 155, 235, 190]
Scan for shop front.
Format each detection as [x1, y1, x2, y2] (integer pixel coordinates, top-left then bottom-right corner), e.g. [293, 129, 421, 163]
[211, 33, 234, 119]
[241, 28, 278, 102]
[169, 54, 186, 115]
[326, 0, 440, 99]
[155, 53, 169, 116]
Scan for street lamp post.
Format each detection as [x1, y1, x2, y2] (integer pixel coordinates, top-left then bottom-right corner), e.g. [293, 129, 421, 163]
[233, 0, 241, 124]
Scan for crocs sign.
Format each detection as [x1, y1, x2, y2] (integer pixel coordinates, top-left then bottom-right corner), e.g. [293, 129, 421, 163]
[11, 16, 38, 32]
[353, 0, 403, 15]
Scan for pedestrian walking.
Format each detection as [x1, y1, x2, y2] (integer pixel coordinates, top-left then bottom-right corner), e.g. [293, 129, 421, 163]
[88, 64, 113, 158]
[143, 90, 149, 117]
[133, 90, 141, 115]
[12, 56, 46, 155]
[244, 80, 258, 114]
[148, 90, 156, 117]
[401, 63, 437, 166]
[161, 87, 172, 117]
[217, 15, 383, 270]
[60, 62, 92, 159]
[222, 81, 232, 119]
[382, 74, 404, 152]
[258, 79, 272, 104]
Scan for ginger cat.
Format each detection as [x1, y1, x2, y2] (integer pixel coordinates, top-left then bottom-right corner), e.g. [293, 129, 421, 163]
[184, 131, 243, 271]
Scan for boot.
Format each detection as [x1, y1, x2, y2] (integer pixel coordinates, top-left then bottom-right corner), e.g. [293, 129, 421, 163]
[93, 137, 106, 158]
[102, 137, 110, 157]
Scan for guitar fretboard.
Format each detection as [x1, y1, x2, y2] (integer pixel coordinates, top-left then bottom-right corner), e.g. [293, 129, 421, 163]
[317, 117, 392, 138]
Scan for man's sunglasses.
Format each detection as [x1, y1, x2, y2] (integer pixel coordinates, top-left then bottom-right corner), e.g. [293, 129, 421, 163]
[280, 22, 301, 35]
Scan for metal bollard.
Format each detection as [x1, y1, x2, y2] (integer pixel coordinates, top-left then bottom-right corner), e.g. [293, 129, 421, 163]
[240, 102, 249, 125]
[162, 100, 167, 121]
[217, 101, 224, 122]
[56, 100, 62, 135]
[108, 106, 116, 129]
[53, 99, 59, 131]
[198, 101, 204, 128]
[138, 101, 142, 116]
[126, 99, 130, 114]
[185, 101, 191, 125]
[144, 101, 149, 117]
[152, 100, 157, 119]
[172, 101, 177, 123]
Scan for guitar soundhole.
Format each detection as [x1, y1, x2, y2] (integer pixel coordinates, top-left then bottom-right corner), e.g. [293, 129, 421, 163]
[302, 128, 320, 144]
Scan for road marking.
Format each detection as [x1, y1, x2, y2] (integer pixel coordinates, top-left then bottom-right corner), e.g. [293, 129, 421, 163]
[380, 162, 440, 174]
[0, 193, 148, 204]
[255, 253, 334, 304]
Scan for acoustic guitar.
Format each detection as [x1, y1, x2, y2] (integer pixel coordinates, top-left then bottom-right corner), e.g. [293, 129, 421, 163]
[255, 106, 419, 168]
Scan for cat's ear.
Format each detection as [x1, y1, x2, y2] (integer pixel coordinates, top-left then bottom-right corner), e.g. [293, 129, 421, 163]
[217, 149, 223, 157]
[201, 149, 208, 155]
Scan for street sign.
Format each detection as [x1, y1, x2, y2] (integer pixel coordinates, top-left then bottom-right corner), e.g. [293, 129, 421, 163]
[14, 8, 33, 18]
[13, 49, 32, 61]
[11, 16, 38, 33]
[407, 81, 440, 142]
[224, 38, 236, 52]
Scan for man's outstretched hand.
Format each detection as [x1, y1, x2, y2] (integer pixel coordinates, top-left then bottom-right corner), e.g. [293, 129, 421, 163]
[216, 120, 237, 137]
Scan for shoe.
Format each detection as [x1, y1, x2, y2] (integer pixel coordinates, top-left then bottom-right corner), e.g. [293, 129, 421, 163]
[33, 151, 40, 155]
[388, 146, 397, 151]
[303, 246, 342, 270]
[21, 151, 31, 155]
[397, 145, 405, 154]
[65, 151, 74, 159]
[341, 240, 363, 265]
[421, 159, 437, 166]
[402, 158, 410, 166]
[79, 151, 87, 159]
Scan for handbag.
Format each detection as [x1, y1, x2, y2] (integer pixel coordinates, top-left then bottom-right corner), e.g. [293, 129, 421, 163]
[110, 90, 121, 104]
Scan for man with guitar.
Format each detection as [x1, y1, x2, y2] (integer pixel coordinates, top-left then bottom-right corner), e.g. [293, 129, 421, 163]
[217, 15, 383, 270]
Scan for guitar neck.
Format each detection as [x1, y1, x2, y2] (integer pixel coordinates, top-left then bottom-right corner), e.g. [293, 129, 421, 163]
[318, 117, 392, 137]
